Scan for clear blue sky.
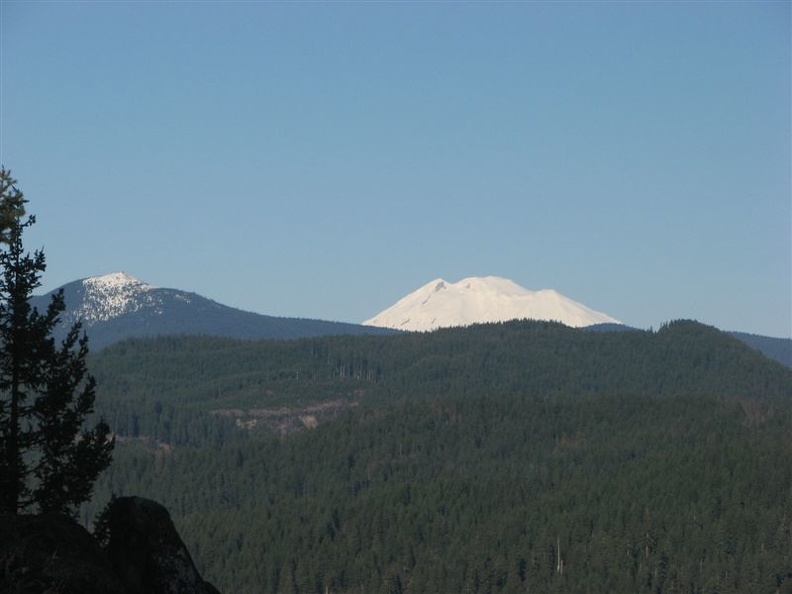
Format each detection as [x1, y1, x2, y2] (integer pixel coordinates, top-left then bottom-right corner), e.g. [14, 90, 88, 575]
[1, 1, 790, 337]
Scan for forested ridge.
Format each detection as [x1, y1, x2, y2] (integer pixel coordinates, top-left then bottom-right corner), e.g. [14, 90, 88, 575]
[82, 320, 792, 593]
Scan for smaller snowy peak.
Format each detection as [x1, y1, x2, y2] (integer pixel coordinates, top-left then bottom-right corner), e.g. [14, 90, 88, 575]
[363, 276, 621, 332]
[83, 271, 155, 293]
[76, 272, 161, 324]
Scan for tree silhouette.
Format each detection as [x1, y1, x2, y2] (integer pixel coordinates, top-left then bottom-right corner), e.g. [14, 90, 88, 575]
[0, 168, 113, 515]
[0, 167, 25, 244]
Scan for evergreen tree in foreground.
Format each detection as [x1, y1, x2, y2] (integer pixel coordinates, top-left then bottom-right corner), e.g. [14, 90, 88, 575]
[0, 167, 113, 515]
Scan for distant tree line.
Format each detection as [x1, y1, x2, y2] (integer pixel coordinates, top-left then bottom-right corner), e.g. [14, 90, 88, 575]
[87, 319, 791, 445]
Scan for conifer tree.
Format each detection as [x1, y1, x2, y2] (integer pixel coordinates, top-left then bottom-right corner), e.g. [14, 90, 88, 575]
[0, 167, 113, 515]
[0, 168, 25, 244]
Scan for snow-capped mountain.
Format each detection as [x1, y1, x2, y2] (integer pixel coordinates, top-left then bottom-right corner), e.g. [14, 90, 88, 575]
[67, 272, 162, 324]
[363, 276, 621, 332]
[30, 272, 393, 350]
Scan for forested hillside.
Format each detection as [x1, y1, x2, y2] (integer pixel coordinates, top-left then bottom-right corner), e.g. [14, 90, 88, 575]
[83, 320, 792, 593]
[88, 319, 791, 443]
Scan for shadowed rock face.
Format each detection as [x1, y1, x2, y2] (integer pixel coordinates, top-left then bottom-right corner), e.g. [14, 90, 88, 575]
[0, 512, 126, 594]
[0, 497, 220, 594]
[106, 496, 220, 594]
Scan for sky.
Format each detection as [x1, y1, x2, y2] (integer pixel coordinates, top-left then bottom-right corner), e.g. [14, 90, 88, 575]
[1, 1, 790, 337]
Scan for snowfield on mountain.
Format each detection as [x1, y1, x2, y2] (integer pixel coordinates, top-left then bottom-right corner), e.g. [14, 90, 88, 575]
[364, 276, 621, 332]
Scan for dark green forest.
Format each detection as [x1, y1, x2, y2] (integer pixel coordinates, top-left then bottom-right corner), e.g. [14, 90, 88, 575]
[82, 320, 792, 593]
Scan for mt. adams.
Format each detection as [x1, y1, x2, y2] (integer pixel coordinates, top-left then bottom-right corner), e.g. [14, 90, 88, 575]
[363, 276, 621, 332]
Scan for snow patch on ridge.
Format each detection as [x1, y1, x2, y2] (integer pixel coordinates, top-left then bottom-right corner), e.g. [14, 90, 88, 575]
[83, 271, 154, 293]
[363, 276, 621, 332]
[77, 272, 162, 324]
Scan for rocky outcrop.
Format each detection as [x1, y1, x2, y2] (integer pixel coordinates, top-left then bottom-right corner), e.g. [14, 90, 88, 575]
[0, 512, 126, 594]
[105, 496, 220, 594]
[0, 497, 220, 594]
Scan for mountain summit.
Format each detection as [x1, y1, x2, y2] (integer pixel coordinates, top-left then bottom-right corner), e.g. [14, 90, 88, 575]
[363, 276, 621, 332]
[71, 272, 159, 323]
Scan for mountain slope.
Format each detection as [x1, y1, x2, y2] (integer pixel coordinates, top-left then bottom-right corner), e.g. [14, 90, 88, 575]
[729, 331, 792, 368]
[31, 272, 393, 350]
[88, 319, 792, 445]
[364, 276, 621, 331]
